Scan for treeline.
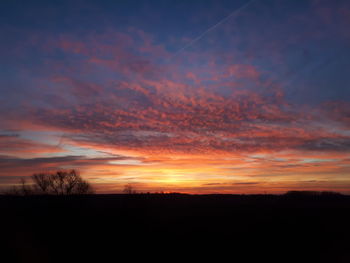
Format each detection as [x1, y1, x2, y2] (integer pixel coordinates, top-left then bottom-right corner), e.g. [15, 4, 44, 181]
[4, 170, 94, 195]
[284, 190, 343, 196]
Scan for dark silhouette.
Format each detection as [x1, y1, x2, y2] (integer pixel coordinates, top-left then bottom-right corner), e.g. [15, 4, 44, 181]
[1, 192, 350, 262]
[123, 184, 137, 194]
[5, 170, 93, 195]
[284, 190, 343, 197]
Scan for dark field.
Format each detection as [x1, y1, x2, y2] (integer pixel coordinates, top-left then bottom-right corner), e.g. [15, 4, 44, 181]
[2, 194, 350, 262]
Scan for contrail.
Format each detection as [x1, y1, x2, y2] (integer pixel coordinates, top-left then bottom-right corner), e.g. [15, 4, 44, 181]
[170, 0, 256, 60]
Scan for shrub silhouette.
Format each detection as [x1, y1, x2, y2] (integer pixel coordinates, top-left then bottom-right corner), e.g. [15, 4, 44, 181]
[6, 170, 94, 195]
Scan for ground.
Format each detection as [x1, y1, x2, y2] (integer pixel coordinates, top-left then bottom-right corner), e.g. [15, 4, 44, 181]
[1, 194, 350, 262]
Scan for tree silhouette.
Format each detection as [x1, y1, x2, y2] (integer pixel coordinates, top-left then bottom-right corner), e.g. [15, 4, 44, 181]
[5, 170, 94, 195]
[123, 184, 136, 194]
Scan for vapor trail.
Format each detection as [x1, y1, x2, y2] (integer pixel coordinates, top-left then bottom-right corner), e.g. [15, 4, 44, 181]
[170, 0, 256, 60]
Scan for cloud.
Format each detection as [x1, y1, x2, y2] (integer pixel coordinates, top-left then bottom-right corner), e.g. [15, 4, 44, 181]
[0, 134, 63, 155]
[1, 25, 349, 158]
[298, 137, 350, 152]
[0, 153, 145, 183]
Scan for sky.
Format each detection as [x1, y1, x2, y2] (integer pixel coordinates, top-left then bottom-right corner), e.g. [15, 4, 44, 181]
[1, 0, 350, 194]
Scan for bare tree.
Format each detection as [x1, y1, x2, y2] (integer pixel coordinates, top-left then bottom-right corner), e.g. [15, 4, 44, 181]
[123, 184, 136, 194]
[5, 170, 94, 195]
[20, 178, 33, 195]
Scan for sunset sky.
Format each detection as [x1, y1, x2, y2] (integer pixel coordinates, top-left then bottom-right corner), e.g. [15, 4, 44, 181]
[1, 0, 350, 194]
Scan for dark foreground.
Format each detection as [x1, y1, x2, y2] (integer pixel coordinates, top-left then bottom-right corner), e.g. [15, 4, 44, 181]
[1, 193, 350, 262]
